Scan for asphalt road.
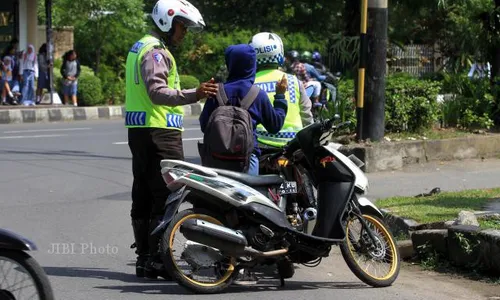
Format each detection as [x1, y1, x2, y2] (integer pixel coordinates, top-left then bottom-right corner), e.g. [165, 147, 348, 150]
[0, 118, 499, 300]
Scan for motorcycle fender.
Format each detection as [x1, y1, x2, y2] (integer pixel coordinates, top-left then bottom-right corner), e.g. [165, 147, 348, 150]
[0, 228, 37, 251]
[151, 186, 189, 236]
[357, 197, 384, 219]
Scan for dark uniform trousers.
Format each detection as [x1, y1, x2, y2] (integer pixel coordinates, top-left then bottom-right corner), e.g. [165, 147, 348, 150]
[128, 127, 184, 263]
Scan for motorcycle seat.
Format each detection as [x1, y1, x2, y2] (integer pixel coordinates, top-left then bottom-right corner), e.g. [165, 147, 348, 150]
[211, 168, 284, 187]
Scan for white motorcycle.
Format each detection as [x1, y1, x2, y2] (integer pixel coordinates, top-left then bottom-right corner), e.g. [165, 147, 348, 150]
[152, 116, 400, 294]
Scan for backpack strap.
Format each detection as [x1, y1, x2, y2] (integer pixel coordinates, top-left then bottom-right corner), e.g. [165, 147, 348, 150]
[215, 82, 229, 106]
[239, 85, 260, 110]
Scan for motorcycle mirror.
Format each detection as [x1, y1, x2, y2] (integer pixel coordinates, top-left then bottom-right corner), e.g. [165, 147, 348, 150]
[333, 114, 340, 121]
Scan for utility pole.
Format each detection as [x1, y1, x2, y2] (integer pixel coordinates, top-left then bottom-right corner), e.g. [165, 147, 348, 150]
[45, 0, 61, 105]
[356, 0, 368, 142]
[362, 0, 388, 142]
[45, 0, 53, 104]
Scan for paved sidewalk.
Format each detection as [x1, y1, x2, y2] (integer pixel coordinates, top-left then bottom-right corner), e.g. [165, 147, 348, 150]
[366, 158, 500, 200]
[0, 103, 203, 124]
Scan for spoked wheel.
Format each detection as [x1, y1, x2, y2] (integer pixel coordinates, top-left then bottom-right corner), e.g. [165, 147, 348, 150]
[160, 208, 237, 294]
[0, 250, 54, 300]
[340, 213, 400, 287]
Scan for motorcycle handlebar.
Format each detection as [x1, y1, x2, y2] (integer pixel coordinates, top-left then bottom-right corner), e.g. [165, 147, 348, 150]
[281, 117, 351, 158]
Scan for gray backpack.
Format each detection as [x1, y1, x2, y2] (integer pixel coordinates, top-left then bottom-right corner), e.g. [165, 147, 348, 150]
[198, 83, 260, 173]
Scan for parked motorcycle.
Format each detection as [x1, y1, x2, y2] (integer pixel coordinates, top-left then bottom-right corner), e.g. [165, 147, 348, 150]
[152, 116, 400, 294]
[0, 228, 54, 299]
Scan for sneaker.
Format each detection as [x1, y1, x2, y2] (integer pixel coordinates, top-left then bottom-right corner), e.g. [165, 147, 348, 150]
[232, 269, 258, 285]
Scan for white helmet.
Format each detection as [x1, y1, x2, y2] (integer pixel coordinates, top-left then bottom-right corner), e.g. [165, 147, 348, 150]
[249, 32, 285, 66]
[151, 0, 205, 34]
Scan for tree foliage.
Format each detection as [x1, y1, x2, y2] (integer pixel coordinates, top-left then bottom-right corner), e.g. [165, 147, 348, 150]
[39, 0, 147, 74]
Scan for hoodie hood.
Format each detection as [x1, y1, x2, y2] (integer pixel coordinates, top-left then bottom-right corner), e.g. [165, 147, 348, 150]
[224, 44, 256, 84]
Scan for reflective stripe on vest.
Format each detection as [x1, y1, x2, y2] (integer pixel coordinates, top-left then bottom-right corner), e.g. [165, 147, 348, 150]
[255, 69, 302, 147]
[124, 34, 184, 130]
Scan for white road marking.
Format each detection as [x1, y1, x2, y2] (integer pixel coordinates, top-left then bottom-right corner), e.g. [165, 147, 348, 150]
[3, 127, 92, 134]
[182, 137, 203, 141]
[113, 137, 202, 145]
[0, 134, 68, 139]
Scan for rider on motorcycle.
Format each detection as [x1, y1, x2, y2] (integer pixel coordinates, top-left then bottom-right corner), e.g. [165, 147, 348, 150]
[301, 51, 327, 83]
[250, 33, 314, 150]
[288, 50, 322, 107]
[311, 51, 328, 74]
[302, 51, 338, 108]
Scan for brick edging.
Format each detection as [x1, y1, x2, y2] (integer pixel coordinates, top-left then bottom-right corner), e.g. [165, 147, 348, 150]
[382, 210, 500, 275]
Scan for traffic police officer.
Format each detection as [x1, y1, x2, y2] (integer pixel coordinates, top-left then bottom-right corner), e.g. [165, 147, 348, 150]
[249, 32, 314, 148]
[126, 0, 218, 280]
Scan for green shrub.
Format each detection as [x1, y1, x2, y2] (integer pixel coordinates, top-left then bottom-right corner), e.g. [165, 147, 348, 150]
[98, 64, 125, 105]
[333, 78, 356, 125]
[440, 73, 496, 129]
[180, 75, 200, 89]
[384, 73, 442, 133]
[77, 66, 104, 106]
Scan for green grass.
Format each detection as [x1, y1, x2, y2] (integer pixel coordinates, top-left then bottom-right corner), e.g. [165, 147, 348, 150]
[378, 188, 500, 230]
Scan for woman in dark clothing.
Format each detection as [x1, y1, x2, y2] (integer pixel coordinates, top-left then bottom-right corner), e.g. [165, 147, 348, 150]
[60, 50, 81, 106]
[36, 43, 50, 104]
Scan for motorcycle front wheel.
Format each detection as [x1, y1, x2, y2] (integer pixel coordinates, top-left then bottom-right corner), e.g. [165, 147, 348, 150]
[160, 208, 237, 294]
[0, 249, 55, 300]
[340, 213, 400, 287]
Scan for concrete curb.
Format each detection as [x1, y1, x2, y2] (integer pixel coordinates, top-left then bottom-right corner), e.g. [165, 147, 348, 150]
[339, 134, 500, 173]
[382, 210, 500, 275]
[0, 103, 204, 124]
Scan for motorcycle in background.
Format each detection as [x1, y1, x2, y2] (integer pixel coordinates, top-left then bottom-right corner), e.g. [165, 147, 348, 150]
[0, 228, 54, 299]
[307, 71, 341, 122]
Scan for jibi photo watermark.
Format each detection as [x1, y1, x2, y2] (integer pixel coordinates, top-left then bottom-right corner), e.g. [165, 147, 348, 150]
[48, 243, 118, 255]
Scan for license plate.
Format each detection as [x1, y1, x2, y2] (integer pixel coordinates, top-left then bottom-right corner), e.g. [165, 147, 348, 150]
[278, 181, 297, 195]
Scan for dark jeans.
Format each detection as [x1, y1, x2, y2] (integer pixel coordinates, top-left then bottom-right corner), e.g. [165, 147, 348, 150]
[128, 128, 184, 221]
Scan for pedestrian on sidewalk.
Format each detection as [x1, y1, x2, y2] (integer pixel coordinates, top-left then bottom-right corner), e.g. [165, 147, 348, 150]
[20, 44, 38, 106]
[1, 56, 20, 105]
[36, 43, 50, 104]
[60, 50, 80, 106]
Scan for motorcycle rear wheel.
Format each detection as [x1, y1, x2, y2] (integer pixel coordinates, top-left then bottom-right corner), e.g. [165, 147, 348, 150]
[160, 208, 236, 294]
[0, 249, 54, 300]
[340, 213, 400, 287]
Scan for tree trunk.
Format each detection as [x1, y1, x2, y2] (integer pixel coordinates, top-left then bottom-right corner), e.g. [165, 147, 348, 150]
[95, 47, 101, 74]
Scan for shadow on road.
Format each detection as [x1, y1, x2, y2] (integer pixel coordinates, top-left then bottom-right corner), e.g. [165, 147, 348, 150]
[0, 149, 131, 161]
[43, 265, 368, 295]
[43, 266, 142, 284]
[95, 279, 367, 295]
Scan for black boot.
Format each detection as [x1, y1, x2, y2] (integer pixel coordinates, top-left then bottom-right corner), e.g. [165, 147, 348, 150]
[144, 216, 172, 280]
[131, 219, 150, 277]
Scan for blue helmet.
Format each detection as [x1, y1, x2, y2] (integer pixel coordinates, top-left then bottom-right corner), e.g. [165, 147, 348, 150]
[312, 51, 321, 62]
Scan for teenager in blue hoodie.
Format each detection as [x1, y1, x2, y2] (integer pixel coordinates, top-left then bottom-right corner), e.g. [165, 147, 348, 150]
[199, 44, 288, 175]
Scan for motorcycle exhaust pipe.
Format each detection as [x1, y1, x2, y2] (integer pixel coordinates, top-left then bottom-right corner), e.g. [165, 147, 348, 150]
[302, 207, 317, 235]
[180, 219, 288, 257]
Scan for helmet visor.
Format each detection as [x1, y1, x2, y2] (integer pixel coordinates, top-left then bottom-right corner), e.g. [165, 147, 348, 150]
[176, 17, 204, 33]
